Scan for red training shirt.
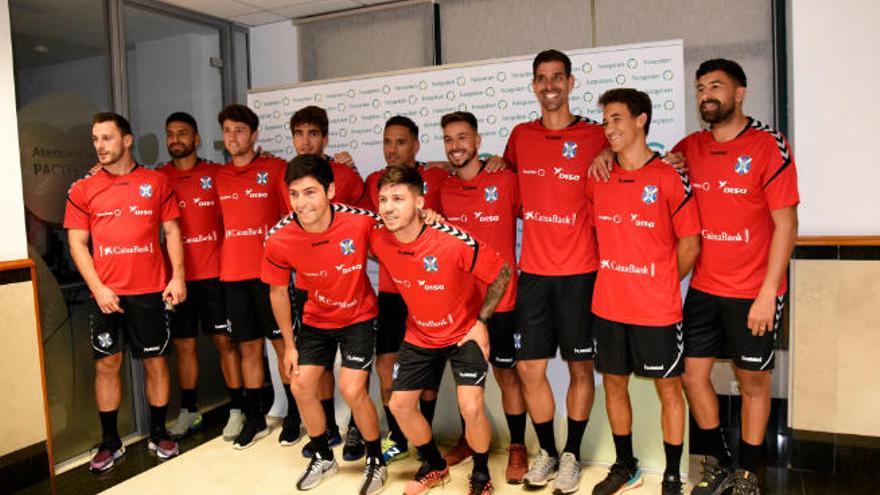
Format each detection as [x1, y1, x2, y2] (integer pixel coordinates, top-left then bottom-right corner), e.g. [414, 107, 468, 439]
[64, 165, 180, 295]
[672, 118, 800, 298]
[326, 156, 366, 206]
[503, 117, 606, 276]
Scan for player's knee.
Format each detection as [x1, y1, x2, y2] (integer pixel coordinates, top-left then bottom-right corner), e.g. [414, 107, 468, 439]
[515, 361, 544, 383]
[389, 395, 415, 418]
[737, 372, 770, 398]
[339, 380, 365, 404]
[174, 338, 197, 354]
[493, 367, 519, 388]
[420, 389, 437, 401]
[96, 353, 123, 374]
[459, 397, 484, 423]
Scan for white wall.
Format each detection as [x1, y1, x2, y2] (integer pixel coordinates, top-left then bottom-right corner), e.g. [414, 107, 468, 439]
[791, 0, 880, 235]
[0, 0, 28, 262]
[249, 20, 299, 90]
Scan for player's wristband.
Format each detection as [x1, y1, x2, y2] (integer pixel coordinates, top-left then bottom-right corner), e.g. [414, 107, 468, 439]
[476, 315, 489, 324]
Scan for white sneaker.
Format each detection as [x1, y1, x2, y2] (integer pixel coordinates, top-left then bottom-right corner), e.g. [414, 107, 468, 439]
[223, 409, 245, 442]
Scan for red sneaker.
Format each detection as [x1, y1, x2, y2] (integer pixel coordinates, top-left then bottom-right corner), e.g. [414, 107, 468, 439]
[443, 436, 474, 466]
[506, 443, 528, 484]
[404, 462, 450, 495]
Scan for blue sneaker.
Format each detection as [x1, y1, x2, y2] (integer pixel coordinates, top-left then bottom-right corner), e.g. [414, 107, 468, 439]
[302, 430, 342, 458]
[381, 433, 410, 463]
[591, 459, 642, 495]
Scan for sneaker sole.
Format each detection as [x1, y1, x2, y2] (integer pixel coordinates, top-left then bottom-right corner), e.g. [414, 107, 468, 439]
[404, 472, 450, 495]
[552, 481, 581, 495]
[233, 427, 270, 450]
[343, 450, 366, 462]
[298, 463, 339, 490]
[523, 472, 557, 489]
[692, 476, 735, 495]
[89, 447, 126, 474]
[170, 421, 203, 440]
[147, 442, 179, 460]
[611, 477, 644, 495]
[280, 437, 303, 446]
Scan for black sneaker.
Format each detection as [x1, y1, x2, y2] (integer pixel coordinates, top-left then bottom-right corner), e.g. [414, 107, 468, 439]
[279, 412, 302, 446]
[468, 471, 494, 495]
[692, 456, 735, 495]
[343, 424, 366, 461]
[233, 418, 269, 449]
[591, 460, 642, 495]
[731, 469, 761, 495]
[302, 429, 342, 458]
[661, 473, 683, 495]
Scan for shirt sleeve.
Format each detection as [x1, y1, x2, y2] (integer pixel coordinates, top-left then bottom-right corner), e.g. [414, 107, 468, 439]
[460, 235, 505, 286]
[502, 126, 519, 172]
[158, 177, 180, 222]
[63, 181, 91, 230]
[671, 136, 688, 156]
[261, 237, 292, 286]
[760, 132, 800, 211]
[276, 161, 292, 215]
[333, 163, 366, 205]
[666, 169, 701, 238]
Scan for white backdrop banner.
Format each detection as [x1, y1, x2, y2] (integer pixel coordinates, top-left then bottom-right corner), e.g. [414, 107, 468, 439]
[248, 39, 686, 173]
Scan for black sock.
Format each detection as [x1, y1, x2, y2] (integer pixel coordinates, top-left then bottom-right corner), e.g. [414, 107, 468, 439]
[703, 426, 732, 465]
[472, 450, 489, 476]
[149, 405, 168, 440]
[420, 397, 437, 426]
[245, 388, 265, 426]
[613, 433, 634, 465]
[738, 438, 763, 474]
[416, 440, 446, 471]
[506, 413, 527, 445]
[310, 432, 334, 460]
[284, 386, 300, 424]
[228, 387, 244, 411]
[664, 442, 683, 479]
[532, 420, 558, 458]
[365, 438, 384, 465]
[322, 399, 338, 434]
[385, 405, 407, 447]
[564, 417, 588, 459]
[99, 410, 120, 447]
[180, 388, 197, 411]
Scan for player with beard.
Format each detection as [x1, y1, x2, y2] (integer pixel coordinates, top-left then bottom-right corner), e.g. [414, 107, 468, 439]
[501, 49, 607, 493]
[215, 104, 297, 449]
[438, 111, 528, 484]
[66, 112, 185, 471]
[359, 116, 448, 464]
[290, 106, 367, 459]
[370, 166, 511, 495]
[156, 112, 245, 442]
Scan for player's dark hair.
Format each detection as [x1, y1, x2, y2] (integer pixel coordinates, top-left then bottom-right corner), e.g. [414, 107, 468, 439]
[166, 112, 199, 133]
[440, 111, 478, 132]
[377, 165, 423, 197]
[92, 112, 132, 137]
[217, 104, 259, 132]
[290, 106, 329, 136]
[599, 88, 653, 135]
[285, 154, 334, 191]
[384, 115, 419, 138]
[696, 58, 748, 87]
[532, 49, 572, 78]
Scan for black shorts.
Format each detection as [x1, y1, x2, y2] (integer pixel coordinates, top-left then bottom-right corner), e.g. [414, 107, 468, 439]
[488, 310, 517, 369]
[224, 279, 281, 342]
[682, 288, 784, 371]
[89, 292, 170, 360]
[392, 341, 488, 391]
[515, 272, 596, 361]
[594, 316, 684, 378]
[292, 287, 307, 333]
[296, 319, 376, 370]
[376, 292, 407, 356]
[170, 278, 228, 339]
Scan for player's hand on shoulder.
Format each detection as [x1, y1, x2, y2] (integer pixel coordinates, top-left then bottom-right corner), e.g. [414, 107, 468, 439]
[661, 151, 687, 172]
[484, 155, 508, 173]
[333, 151, 358, 171]
[420, 208, 445, 225]
[588, 147, 614, 181]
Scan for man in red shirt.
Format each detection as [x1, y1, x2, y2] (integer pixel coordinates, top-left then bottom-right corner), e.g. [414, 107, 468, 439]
[438, 111, 528, 483]
[215, 104, 295, 449]
[360, 115, 449, 464]
[261, 155, 386, 493]
[370, 166, 511, 495]
[586, 89, 701, 495]
[155, 112, 244, 442]
[290, 105, 367, 459]
[65, 112, 185, 472]
[501, 49, 607, 492]
[674, 60, 799, 495]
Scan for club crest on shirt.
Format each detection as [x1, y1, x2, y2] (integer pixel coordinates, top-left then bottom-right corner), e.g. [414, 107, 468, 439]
[641, 185, 658, 205]
[735, 155, 752, 175]
[484, 185, 498, 202]
[340, 239, 356, 255]
[423, 255, 439, 272]
[562, 141, 577, 159]
[139, 184, 152, 198]
[256, 171, 269, 185]
[200, 176, 213, 190]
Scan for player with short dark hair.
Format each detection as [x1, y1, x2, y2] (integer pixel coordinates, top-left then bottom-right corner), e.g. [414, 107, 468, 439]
[360, 115, 449, 464]
[262, 154, 386, 493]
[371, 165, 511, 495]
[675, 59, 799, 495]
[66, 112, 185, 472]
[588, 89, 701, 495]
[439, 111, 529, 484]
[215, 103, 297, 449]
[502, 49, 608, 493]
[156, 112, 245, 442]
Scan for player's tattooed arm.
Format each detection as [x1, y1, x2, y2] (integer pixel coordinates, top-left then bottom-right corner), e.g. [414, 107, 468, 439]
[479, 263, 512, 321]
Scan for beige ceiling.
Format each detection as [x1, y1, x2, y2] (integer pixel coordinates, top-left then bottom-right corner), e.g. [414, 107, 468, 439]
[157, 0, 401, 26]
